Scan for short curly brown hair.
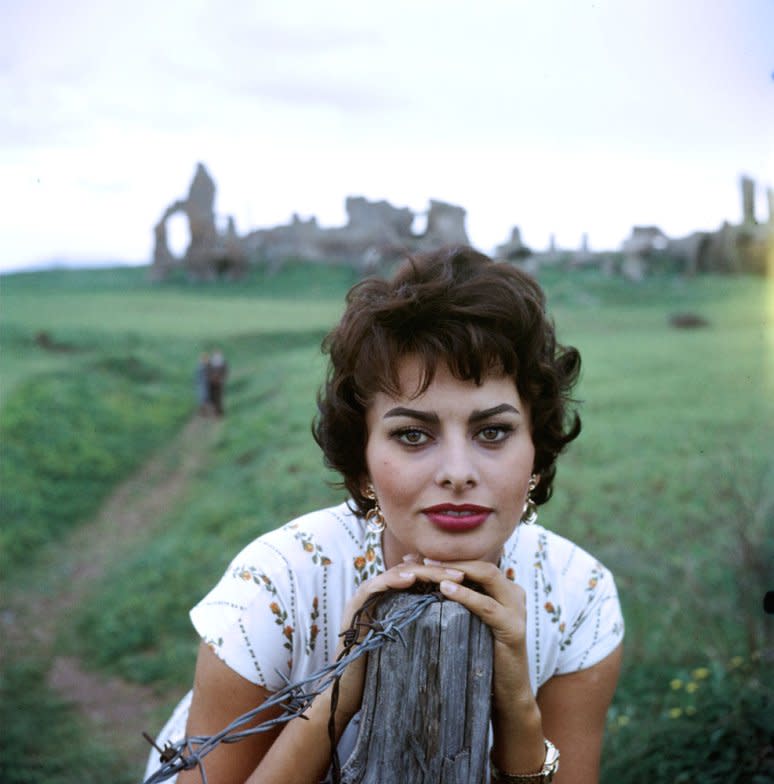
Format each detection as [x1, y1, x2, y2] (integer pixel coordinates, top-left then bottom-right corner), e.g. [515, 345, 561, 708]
[312, 245, 581, 517]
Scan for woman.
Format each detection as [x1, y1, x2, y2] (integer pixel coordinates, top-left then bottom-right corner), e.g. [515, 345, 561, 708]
[146, 246, 624, 784]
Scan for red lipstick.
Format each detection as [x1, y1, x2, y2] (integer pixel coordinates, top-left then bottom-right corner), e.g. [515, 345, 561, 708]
[422, 504, 492, 532]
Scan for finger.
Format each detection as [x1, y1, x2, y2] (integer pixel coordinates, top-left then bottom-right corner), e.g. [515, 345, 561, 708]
[391, 562, 467, 587]
[438, 580, 524, 644]
[340, 563, 466, 640]
[433, 560, 519, 605]
[360, 560, 464, 594]
[350, 569, 417, 607]
[342, 561, 460, 619]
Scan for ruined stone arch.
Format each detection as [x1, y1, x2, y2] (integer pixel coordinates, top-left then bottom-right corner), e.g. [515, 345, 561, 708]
[150, 164, 247, 281]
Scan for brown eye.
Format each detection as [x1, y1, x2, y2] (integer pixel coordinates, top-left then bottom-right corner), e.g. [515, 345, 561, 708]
[397, 429, 429, 446]
[477, 425, 510, 443]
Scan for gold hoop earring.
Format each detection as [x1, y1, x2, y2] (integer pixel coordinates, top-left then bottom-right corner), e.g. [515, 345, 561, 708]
[364, 484, 386, 534]
[521, 474, 539, 525]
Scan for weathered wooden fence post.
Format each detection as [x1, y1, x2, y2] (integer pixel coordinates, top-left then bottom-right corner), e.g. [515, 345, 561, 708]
[340, 592, 493, 784]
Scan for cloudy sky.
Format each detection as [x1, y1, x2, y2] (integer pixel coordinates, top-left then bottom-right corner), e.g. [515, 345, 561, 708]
[1, 0, 772, 271]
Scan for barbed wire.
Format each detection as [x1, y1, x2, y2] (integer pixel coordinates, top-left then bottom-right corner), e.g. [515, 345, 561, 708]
[142, 586, 444, 784]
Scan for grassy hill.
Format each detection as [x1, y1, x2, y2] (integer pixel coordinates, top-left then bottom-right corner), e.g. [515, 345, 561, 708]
[1, 262, 771, 783]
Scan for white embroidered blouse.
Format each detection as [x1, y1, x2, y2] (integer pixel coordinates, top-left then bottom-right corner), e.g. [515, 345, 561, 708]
[192, 501, 623, 694]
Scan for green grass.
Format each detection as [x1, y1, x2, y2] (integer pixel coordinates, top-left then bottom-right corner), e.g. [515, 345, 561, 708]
[542, 272, 773, 662]
[68, 341, 344, 688]
[0, 657, 135, 784]
[0, 263, 348, 403]
[1, 262, 772, 781]
[602, 654, 773, 783]
[0, 337, 192, 579]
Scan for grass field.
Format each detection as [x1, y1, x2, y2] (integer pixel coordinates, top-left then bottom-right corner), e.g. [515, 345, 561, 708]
[1, 261, 772, 782]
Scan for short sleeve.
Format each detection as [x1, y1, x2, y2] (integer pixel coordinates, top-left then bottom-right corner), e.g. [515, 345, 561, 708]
[189, 539, 297, 691]
[553, 560, 624, 674]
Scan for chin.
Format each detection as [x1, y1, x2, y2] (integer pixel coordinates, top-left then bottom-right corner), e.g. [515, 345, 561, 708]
[422, 541, 500, 565]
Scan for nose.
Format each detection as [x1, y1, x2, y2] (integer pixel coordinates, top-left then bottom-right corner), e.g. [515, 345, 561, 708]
[434, 437, 478, 490]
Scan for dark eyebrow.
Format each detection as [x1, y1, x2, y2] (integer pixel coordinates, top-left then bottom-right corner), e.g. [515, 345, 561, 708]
[469, 404, 521, 423]
[383, 407, 440, 424]
[383, 404, 519, 425]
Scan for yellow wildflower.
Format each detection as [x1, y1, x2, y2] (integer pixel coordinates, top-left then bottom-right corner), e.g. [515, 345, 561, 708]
[668, 708, 683, 719]
[685, 706, 696, 716]
[730, 656, 744, 669]
[692, 667, 710, 680]
[617, 715, 630, 728]
[685, 682, 699, 693]
[670, 679, 683, 690]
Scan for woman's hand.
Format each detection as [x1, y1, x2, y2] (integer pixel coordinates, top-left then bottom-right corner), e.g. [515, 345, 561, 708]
[432, 559, 531, 695]
[338, 558, 545, 776]
[332, 559, 467, 718]
[429, 558, 547, 776]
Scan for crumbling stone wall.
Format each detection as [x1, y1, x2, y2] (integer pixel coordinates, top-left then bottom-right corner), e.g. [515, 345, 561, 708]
[151, 163, 247, 281]
[494, 227, 531, 261]
[664, 176, 771, 276]
[494, 174, 771, 279]
[152, 164, 769, 282]
[240, 195, 470, 270]
[151, 165, 471, 279]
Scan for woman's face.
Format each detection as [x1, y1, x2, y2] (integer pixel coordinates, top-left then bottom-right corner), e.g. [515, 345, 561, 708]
[365, 355, 536, 567]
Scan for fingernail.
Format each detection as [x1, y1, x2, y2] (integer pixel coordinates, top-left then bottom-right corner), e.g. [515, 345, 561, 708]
[440, 580, 459, 594]
[398, 571, 415, 579]
[402, 554, 419, 563]
[423, 558, 442, 566]
[444, 568, 464, 579]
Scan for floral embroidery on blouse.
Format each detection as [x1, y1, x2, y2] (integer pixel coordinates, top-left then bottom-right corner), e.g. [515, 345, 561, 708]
[544, 600, 564, 632]
[231, 564, 294, 660]
[353, 530, 384, 586]
[306, 596, 320, 654]
[534, 532, 555, 597]
[293, 529, 333, 566]
[203, 635, 223, 653]
[537, 533, 576, 644]
[558, 562, 608, 652]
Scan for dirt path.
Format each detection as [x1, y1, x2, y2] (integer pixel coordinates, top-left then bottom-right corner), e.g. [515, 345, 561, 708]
[1, 414, 222, 771]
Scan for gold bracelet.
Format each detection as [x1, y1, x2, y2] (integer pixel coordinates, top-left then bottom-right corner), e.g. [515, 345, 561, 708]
[489, 739, 560, 783]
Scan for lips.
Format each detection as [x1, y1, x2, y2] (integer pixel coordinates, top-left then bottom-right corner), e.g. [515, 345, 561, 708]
[422, 504, 492, 532]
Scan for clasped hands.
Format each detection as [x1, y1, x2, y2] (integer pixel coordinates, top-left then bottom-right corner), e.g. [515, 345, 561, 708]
[332, 556, 536, 730]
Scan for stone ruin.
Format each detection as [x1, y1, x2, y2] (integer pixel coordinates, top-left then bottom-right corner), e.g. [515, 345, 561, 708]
[153, 165, 770, 282]
[494, 227, 531, 262]
[493, 174, 772, 280]
[151, 164, 248, 281]
[151, 164, 469, 280]
[658, 175, 772, 276]
[242, 197, 469, 273]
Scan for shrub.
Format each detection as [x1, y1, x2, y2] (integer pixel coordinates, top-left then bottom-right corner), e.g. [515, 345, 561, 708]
[603, 655, 774, 783]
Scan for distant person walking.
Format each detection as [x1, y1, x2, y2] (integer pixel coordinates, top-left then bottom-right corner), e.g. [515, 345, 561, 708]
[207, 349, 228, 416]
[195, 353, 211, 415]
